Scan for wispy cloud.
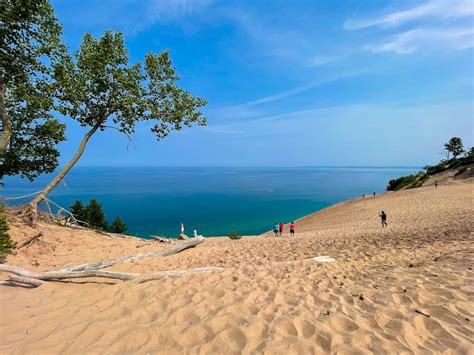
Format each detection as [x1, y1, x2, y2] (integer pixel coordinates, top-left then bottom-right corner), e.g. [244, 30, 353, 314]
[221, 7, 310, 62]
[308, 56, 340, 67]
[243, 70, 364, 107]
[366, 27, 474, 54]
[344, 0, 473, 30]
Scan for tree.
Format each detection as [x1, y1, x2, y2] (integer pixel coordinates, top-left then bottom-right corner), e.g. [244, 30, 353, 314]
[109, 216, 127, 234]
[1, 0, 67, 182]
[27, 30, 206, 217]
[84, 198, 107, 230]
[69, 200, 86, 222]
[444, 137, 464, 160]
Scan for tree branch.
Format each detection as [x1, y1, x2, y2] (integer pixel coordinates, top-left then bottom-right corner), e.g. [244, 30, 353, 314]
[101, 125, 134, 150]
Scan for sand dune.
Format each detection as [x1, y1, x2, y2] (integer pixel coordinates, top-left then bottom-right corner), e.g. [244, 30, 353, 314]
[1, 182, 473, 354]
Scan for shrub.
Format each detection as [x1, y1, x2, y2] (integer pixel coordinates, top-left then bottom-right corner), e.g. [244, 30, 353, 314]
[109, 216, 127, 234]
[0, 204, 16, 258]
[228, 229, 241, 240]
[387, 173, 422, 191]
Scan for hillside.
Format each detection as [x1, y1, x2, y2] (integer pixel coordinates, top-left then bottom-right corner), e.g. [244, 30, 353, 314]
[387, 156, 474, 191]
[0, 181, 473, 353]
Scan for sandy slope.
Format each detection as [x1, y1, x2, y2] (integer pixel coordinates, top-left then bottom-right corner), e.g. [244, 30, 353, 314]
[1, 182, 473, 354]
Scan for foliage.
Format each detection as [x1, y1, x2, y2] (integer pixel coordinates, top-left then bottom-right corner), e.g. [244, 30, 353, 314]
[387, 173, 422, 191]
[1, 0, 67, 181]
[69, 200, 86, 222]
[83, 199, 107, 230]
[54, 30, 207, 139]
[109, 216, 127, 234]
[69, 199, 128, 232]
[228, 229, 241, 240]
[444, 137, 464, 159]
[387, 155, 473, 191]
[30, 29, 207, 206]
[0, 204, 16, 257]
[465, 147, 474, 158]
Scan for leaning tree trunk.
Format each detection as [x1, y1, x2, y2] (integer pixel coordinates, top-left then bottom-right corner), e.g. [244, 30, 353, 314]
[26, 123, 101, 221]
[0, 80, 11, 161]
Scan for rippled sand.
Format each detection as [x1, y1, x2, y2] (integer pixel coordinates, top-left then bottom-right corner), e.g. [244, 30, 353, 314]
[1, 182, 473, 354]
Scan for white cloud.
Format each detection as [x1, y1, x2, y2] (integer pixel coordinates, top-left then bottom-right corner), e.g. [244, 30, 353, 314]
[344, 0, 474, 30]
[308, 56, 339, 67]
[366, 27, 474, 54]
[243, 70, 364, 106]
[221, 8, 310, 62]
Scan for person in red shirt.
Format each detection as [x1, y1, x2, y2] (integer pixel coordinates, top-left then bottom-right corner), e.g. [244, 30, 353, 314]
[279, 222, 284, 237]
[290, 221, 295, 237]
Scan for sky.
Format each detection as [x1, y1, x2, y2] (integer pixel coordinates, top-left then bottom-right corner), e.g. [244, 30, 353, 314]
[51, 0, 473, 167]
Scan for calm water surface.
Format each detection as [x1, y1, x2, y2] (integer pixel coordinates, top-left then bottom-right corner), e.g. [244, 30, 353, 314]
[2, 167, 418, 238]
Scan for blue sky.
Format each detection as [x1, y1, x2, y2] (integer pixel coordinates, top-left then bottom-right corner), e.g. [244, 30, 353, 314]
[52, 0, 473, 167]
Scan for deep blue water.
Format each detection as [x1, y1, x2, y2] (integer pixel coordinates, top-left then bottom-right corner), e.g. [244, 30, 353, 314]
[1, 167, 418, 238]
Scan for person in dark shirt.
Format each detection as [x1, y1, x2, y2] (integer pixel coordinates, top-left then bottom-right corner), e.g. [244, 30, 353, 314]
[379, 211, 387, 228]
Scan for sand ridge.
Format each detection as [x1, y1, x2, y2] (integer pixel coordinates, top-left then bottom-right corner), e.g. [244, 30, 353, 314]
[0, 182, 473, 354]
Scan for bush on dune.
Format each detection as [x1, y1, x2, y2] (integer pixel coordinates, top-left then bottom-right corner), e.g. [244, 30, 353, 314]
[228, 229, 241, 240]
[387, 173, 422, 191]
[0, 204, 16, 259]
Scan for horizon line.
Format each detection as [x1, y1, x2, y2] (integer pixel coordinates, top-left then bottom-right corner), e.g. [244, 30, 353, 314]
[58, 165, 422, 169]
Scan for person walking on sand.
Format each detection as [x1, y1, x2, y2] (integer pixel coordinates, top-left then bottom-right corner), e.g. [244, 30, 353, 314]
[435, 181, 438, 189]
[273, 222, 279, 237]
[290, 221, 295, 237]
[279, 221, 284, 237]
[373, 192, 376, 197]
[379, 211, 387, 228]
[362, 194, 365, 199]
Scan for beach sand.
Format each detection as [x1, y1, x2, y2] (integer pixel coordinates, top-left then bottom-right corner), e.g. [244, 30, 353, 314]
[1, 181, 473, 354]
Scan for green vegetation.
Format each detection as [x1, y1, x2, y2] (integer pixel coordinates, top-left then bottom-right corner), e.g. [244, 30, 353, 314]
[228, 229, 241, 240]
[387, 137, 473, 191]
[0, 204, 16, 257]
[69, 199, 126, 233]
[28, 28, 207, 213]
[444, 137, 464, 160]
[1, 0, 67, 182]
[387, 173, 423, 191]
[2, 1, 207, 215]
[109, 217, 127, 234]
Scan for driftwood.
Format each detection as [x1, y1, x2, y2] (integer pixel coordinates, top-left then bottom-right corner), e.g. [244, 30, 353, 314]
[17, 232, 43, 249]
[0, 234, 210, 288]
[178, 233, 189, 240]
[0, 265, 223, 287]
[152, 236, 174, 243]
[56, 236, 205, 273]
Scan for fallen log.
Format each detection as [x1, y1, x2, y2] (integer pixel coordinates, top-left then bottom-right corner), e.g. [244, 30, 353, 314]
[151, 236, 174, 243]
[55, 236, 205, 273]
[8, 275, 45, 287]
[0, 264, 223, 287]
[17, 232, 43, 249]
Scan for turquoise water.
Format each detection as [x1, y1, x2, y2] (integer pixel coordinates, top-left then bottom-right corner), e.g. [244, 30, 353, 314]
[2, 167, 418, 238]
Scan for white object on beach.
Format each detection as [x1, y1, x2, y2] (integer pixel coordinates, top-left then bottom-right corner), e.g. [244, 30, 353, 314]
[193, 229, 203, 238]
[312, 256, 336, 263]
